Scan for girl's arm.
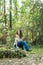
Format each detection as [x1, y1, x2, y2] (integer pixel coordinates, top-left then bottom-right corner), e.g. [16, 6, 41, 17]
[15, 38, 18, 48]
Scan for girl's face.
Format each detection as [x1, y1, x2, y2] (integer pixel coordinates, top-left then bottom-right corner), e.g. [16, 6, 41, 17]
[18, 30, 20, 35]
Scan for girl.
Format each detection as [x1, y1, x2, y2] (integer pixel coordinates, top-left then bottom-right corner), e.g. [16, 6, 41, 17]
[14, 30, 30, 51]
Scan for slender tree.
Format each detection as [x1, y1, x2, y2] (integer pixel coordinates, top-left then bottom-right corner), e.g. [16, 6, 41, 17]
[9, 0, 12, 29]
[4, 0, 6, 26]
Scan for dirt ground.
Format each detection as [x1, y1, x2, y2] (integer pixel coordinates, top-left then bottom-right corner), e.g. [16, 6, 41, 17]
[0, 54, 43, 65]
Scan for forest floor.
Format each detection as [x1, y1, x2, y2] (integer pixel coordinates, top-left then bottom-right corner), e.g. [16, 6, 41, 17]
[0, 46, 43, 65]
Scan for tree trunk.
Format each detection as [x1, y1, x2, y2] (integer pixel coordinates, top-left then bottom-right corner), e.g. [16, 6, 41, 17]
[4, 0, 6, 26]
[10, 0, 12, 29]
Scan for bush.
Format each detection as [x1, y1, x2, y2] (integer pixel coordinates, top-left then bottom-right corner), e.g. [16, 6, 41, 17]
[0, 33, 6, 44]
[0, 48, 26, 58]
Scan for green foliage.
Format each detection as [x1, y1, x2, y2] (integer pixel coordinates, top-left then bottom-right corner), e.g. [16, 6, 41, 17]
[0, 0, 43, 46]
[0, 48, 26, 58]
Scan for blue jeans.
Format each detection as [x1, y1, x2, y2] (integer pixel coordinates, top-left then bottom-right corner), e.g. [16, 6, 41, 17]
[17, 41, 30, 51]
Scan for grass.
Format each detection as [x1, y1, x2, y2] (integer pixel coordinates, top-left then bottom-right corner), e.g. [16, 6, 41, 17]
[26, 45, 43, 58]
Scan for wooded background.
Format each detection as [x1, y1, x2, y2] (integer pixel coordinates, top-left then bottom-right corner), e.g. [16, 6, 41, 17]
[0, 0, 43, 48]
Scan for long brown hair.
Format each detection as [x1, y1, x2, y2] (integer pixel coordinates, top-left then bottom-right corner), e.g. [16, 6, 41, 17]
[16, 30, 23, 38]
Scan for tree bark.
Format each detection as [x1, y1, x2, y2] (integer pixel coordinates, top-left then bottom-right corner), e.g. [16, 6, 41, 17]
[10, 0, 12, 29]
[4, 0, 6, 26]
